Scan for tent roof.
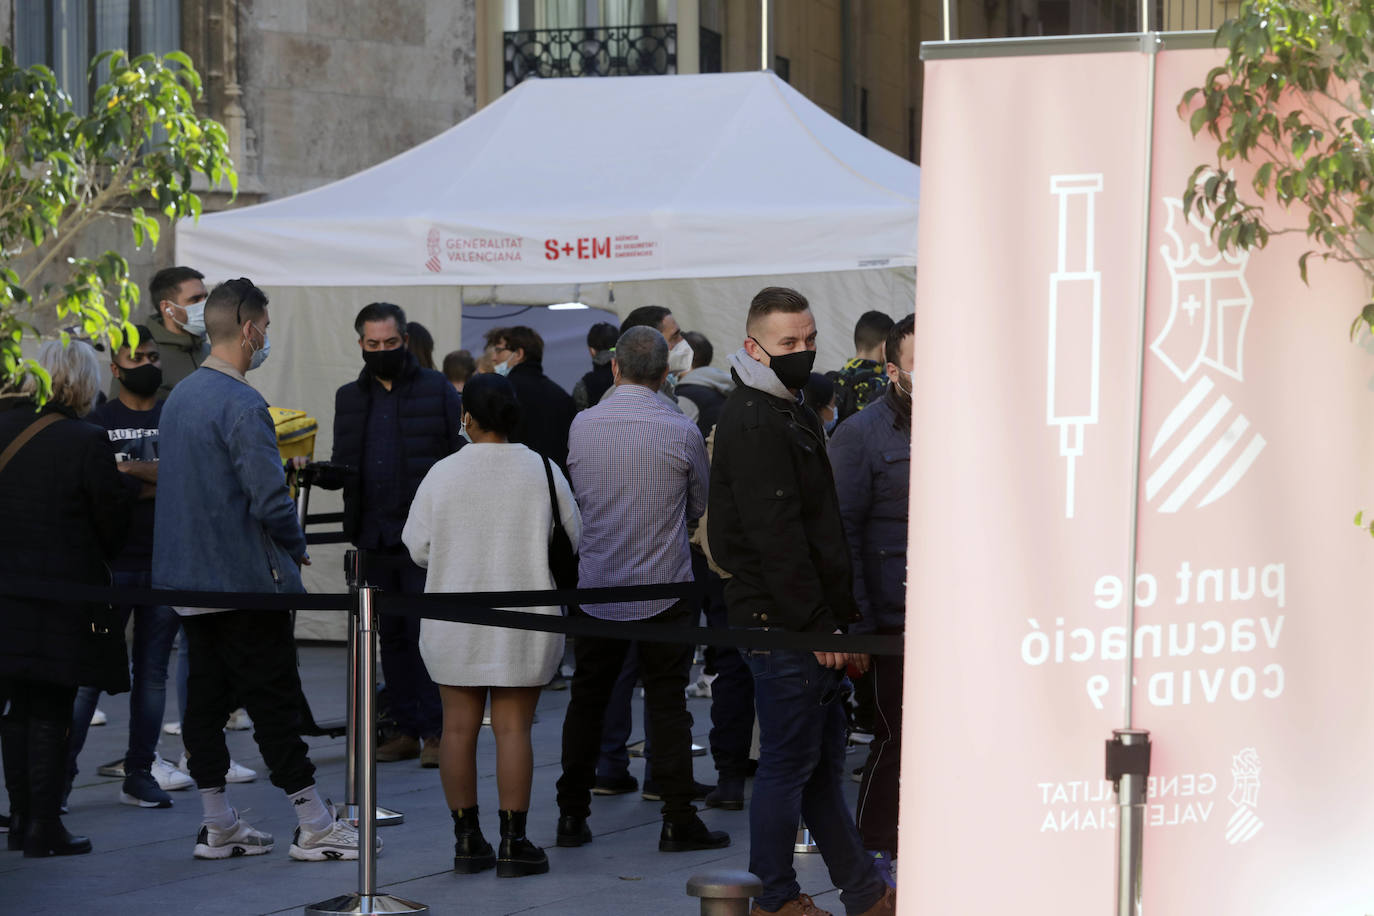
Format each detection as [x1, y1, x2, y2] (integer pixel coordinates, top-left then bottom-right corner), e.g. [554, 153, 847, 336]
[176, 71, 920, 287]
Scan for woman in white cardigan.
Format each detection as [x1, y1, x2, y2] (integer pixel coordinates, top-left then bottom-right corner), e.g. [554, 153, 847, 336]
[402, 373, 581, 879]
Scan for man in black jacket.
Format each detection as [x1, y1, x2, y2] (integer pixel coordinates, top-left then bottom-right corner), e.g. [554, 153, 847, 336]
[827, 313, 913, 890]
[330, 302, 463, 765]
[485, 325, 576, 470]
[709, 287, 894, 916]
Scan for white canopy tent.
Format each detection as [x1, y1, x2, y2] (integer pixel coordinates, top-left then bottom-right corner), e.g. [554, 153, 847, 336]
[175, 70, 919, 625]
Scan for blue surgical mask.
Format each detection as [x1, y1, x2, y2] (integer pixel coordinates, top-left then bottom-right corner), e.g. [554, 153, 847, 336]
[246, 323, 270, 371]
[493, 359, 511, 377]
[173, 301, 206, 337]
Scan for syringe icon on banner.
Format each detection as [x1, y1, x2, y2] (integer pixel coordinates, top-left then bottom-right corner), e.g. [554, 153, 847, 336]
[1046, 174, 1103, 520]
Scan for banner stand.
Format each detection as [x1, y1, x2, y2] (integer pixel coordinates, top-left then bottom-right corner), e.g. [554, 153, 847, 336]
[305, 584, 428, 916]
[1111, 31, 1160, 916]
[1108, 730, 1152, 916]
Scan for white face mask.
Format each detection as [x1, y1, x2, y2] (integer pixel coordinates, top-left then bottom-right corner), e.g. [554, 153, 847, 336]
[493, 360, 511, 377]
[667, 339, 694, 375]
[172, 301, 206, 337]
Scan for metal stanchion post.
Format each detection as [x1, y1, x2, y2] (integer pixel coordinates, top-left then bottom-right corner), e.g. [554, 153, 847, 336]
[793, 820, 818, 854]
[306, 586, 426, 916]
[340, 551, 402, 829]
[1108, 728, 1151, 916]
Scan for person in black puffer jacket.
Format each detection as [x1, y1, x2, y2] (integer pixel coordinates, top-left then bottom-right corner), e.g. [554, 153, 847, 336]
[325, 303, 463, 764]
[0, 340, 132, 858]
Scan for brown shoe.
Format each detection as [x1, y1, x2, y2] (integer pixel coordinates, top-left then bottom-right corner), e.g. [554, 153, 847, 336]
[419, 735, 441, 768]
[750, 894, 833, 916]
[375, 734, 420, 762]
[853, 887, 896, 916]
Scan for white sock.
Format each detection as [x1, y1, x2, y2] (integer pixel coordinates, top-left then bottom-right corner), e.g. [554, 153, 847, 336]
[199, 786, 236, 830]
[288, 784, 333, 832]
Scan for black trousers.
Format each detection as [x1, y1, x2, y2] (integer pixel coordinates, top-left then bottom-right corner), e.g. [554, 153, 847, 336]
[557, 598, 697, 823]
[366, 545, 442, 740]
[181, 610, 315, 794]
[854, 649, 903, 853]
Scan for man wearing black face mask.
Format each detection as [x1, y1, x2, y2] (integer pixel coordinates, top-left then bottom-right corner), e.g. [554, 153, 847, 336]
[709, 287, 894, 916]
[66, 327, 187, 810]
[328, 302, 464, 766]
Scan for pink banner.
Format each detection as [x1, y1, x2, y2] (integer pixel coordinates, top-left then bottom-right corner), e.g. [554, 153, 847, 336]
[902, 45, 1374, 914]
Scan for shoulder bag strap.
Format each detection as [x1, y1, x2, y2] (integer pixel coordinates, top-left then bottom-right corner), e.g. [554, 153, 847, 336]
[541, 454, 565, 533]
[0, 412, 63, 477]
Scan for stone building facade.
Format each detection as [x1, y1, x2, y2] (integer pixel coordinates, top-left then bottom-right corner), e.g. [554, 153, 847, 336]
[1, 0, 1236, 295]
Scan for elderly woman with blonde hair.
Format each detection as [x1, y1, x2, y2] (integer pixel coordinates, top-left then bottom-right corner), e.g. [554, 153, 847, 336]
[0, 339, 132, 857]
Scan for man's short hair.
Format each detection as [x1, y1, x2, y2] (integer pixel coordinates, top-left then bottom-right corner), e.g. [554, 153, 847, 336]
[683, 331, 712, 369]
[442, 349, 476, 384]
[746, 287, 810, 334]
[586, 321, 619, 353]
[149, 266, 204, 314]
[885, 313, 915, 367]
[492, 325, 543, 364]
[620, 305, 671, 335]
[204, 278, 268, 341]
[854, 310, 895, 353]
[614, 326, 669, 385]
[122, 324, 156, 354]
[354, 302, 407, 338]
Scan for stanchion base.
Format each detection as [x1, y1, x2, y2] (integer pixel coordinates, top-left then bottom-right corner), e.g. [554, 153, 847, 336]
[304, 893, 427, 915]
[340, 805, 405, 827]
[793, 828, 819, 854]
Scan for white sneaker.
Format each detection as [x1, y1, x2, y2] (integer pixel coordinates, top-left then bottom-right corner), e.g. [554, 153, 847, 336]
[193, 811, 274, 859]
[224, 708, 253, 731]
[178, 752, 257, 784]
[90, 708, 107, 726]
[290, 809, 379, 862]
[162, 721, 181, 736]
[685, 671, 717, 698]
[152, 755, 194, 792]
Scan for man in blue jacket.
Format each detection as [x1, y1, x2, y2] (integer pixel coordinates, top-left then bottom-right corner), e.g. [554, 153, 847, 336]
[826, 313, 913, 889]
[329, 302, 463, 766]
[154, 278, 367, 862]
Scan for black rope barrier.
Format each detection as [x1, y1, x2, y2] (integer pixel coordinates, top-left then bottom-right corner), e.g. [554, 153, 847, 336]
[0, 577, 904, 655]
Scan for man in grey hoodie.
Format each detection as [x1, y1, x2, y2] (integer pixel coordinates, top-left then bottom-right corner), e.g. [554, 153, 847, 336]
[675, 331, 735, 439]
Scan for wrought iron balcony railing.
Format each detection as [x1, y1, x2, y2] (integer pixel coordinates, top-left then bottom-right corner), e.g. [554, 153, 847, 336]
[504, 24, 677, 91]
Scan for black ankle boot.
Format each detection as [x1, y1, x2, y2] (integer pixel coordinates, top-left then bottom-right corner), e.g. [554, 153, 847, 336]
[497, 809, 549, 878]
[1, 715, 27, 852]
[23, 718, 89, 857]
[451, 806, 495, 873]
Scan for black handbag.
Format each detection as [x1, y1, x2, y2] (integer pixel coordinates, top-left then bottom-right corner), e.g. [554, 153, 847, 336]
[80, 598, 130, 696]
[541, 455, 579, 592]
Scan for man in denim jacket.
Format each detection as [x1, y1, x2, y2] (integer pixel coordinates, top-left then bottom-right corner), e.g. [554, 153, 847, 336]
[154, 279, 366, 863]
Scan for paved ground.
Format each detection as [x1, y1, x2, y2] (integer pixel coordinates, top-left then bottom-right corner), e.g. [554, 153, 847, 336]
[2, 644, 865, 915]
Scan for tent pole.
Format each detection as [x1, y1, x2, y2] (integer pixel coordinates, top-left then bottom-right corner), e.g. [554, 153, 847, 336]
[760, 0, 775, 70]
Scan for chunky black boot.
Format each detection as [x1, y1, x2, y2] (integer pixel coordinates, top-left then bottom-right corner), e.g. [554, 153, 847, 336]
[451, 806, 495, 873]
[1, 716, 27, 852]
[23, 718, 90, 857]
[497, 809, 549, 877]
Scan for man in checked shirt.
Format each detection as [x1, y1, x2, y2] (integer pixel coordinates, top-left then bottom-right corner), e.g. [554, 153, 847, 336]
[554, 325, 730, 854]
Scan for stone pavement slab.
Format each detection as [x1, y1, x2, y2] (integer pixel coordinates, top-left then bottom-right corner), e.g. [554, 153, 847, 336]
[1, 645, 867, 915]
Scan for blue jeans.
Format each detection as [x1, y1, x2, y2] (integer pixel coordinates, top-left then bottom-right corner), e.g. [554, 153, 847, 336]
[745, 648, 885, 915]
[69, 570, 180, 777]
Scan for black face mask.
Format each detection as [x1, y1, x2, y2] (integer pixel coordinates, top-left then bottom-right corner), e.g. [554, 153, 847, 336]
[118, 363, 163, 397]
[751, 338, 817, 390]
[362, 347, 407, 380]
